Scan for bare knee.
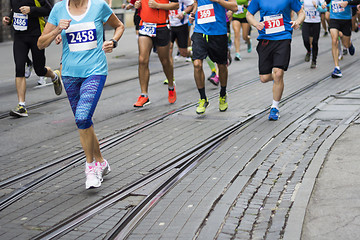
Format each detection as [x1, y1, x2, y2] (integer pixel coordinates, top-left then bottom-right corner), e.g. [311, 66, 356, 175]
[139, 55, 149, 67]
[260, 74, 272, 83]
[193, 60, 203, 71]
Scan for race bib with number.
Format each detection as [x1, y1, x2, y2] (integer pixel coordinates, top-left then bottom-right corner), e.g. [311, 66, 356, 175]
[13, 13, 28, 31]
[305, 9, 317, 20]
[264, 14, 285, 34]
[197, 4, 216, 24]
[235, 5, 244, 14]
[139, 22, 157, 37]
[332, 1, 345, 13]
[66, 22, 97, 52]
[169, 10, 179, 17]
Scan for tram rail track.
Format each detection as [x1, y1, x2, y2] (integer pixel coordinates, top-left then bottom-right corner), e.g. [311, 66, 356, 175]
[30, 57, 360, 240]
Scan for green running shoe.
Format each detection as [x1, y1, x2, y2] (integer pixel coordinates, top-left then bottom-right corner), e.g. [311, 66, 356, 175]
[219, 95, 228, 112]
[196, 98, 209, 114]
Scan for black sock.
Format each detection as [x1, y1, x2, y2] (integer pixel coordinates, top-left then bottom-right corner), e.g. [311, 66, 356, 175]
[198, 87, 206, 100]
[220, 86, 227, 97]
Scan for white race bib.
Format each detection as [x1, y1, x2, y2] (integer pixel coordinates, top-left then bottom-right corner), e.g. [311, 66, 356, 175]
[264, 14, 285, 34]
[13, 12, 28, 31]
[65, 22, 97, 52]
[332, 1, 345, 13]
[197, 4, 216, 24]
[139, 22, 157, 37]
[305, 9, 317, 20]
[169, 10, 179, 17]
[235, 5, 244, 14]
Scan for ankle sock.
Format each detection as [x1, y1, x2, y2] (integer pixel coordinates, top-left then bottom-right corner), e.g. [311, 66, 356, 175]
[220, 86, 227, 97]
[271, 100, 279, 110]
[86, 161, 95, 168]
[198, 87, 206, 100]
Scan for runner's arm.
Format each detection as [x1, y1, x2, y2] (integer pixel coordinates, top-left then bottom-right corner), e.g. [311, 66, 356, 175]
[148, 0, 179, 10]
[38, 20, 71, 49]
[28, 0, 52, 17]
[103, 13, 125, 53]
[189, 0, 197, 23]
[291, 6, 305, 29]
[210, 0, 238, 12]
[339, 0, 360, 7]
[246, 10, 264, 31]
[176, 4, 194, 19]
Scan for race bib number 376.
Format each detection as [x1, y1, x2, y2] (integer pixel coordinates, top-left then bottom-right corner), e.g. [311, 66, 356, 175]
[66, 22, 97, 52]
[264, 14, 285, 34]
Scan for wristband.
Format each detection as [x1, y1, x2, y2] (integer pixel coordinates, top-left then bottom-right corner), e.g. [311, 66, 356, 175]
[182, 11, 187, 15]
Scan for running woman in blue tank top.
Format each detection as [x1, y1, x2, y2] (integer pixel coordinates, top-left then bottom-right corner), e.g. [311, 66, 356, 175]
[37, 0, 125, 189]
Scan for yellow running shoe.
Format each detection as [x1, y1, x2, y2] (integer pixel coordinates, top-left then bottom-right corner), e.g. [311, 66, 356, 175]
[9, 104, 28, 117]
[196, 98, 209, 114]
[53, 70, 62, 95]
[219, 95, 228, 112]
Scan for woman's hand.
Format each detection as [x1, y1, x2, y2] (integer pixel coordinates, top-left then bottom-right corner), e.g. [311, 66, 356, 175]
[102, 40, 114, 53]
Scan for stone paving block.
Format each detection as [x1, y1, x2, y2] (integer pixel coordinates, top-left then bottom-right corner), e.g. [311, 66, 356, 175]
[234, 230, 251, 239]
[76, 231, 104, 240]
[216, 232, 233, 240]
[0, 229, 23, 240]
[58, 230, 85, 240]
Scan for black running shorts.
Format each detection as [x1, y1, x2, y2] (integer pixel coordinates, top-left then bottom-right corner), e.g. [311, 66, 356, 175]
[232, 17, 248, 24]
[329, 19, 352, 36]
[170, 24, 189, 48]
[139, 26, 171, 47]
[191, 32, 228, 64]
[256, 39, 291, 75]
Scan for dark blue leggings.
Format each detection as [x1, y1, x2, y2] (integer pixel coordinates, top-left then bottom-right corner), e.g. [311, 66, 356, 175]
[62, 75, 106, 129]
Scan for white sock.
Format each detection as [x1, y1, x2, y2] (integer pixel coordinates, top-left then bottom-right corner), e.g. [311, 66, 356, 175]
[335, 66, 340, 70]
[271, 100, 279, 110]
[52, 73, 58, 81]
[19, 101, 26, 106]
[86, 161, 95, 168]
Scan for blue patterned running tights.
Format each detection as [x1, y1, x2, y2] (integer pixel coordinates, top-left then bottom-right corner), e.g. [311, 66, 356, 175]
[62, 75, 106, 129]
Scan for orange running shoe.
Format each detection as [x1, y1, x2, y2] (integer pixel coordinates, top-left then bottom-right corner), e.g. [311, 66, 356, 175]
[168, 87, 177, 104]
[134, 95, 150, 107]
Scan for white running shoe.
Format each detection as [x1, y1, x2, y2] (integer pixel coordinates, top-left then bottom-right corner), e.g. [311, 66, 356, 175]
[37, 77, 47, 85]
[25, 62, 33, 79]
[85, 164, 101, 189]
[96, 159, 111, 182]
